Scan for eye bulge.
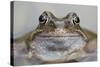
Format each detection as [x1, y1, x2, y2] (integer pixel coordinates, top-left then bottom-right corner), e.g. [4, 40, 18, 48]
[38, 11, 80, 28]
[71, 13, 80, 23]
[39, 12, 49, 24]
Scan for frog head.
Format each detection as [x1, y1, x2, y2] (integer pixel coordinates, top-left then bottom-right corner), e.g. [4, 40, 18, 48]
[29, 11, 87, 62]
[38, 11, 80, 33]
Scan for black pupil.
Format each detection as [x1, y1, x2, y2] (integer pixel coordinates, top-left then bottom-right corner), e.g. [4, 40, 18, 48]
[39, 15, 46, 22]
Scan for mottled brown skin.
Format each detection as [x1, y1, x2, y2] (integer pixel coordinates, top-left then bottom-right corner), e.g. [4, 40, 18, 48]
[14, 11, 97, 63]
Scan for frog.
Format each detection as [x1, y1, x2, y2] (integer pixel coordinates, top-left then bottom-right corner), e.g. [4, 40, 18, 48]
[14, 11, 97, 63]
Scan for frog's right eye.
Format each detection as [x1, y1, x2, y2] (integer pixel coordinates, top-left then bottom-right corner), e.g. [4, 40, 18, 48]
[39, 15, 48, 24]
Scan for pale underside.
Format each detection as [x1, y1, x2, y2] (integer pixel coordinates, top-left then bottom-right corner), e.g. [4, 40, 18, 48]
[13, 32, 97, 66]
[30, 32, 86, 62]
[13, 29, 97, 66]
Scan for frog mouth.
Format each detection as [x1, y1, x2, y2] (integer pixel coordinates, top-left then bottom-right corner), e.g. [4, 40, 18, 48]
[38, 35, 79, 37]
[38, 32, 80, 37]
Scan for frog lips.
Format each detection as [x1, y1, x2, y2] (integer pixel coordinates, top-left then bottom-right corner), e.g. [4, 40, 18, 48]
[39, 28, 79, 37]
[38, 32, 80, 37]
[38, 33, 79, 37]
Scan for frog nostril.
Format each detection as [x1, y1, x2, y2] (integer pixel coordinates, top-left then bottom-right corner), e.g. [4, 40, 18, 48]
[64, 21, 70, 27]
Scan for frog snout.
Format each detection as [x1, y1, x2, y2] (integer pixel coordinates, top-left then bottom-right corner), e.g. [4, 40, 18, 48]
[55, 20, 73, 29]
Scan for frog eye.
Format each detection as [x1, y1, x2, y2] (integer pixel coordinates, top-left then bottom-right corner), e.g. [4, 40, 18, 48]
[39, 15, 48, 24]
[72, 16, 80, 24]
